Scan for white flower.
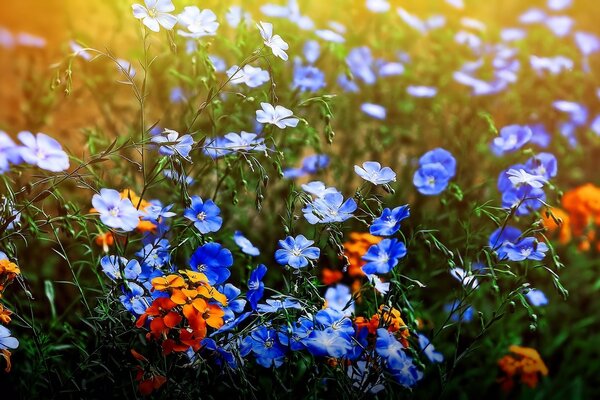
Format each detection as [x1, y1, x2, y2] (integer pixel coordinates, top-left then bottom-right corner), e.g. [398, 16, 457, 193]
[132, 0, 177, 33]
[366, 274, 390, 295]
[256, 103, 299, 129]
[177, 6, 219, 38]
[506, 168, 547, 188]
[449, 267, 479, 290]
[257, 21, 289, 61]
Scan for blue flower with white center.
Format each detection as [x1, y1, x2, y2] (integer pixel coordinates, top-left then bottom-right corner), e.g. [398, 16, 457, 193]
[502, 237, 549, 262]
[100, 256, 141, 281]
[292, 61, 326, 92]
[354, 161, 396, 185]
[256, 296, 302, 313]
[313, 307, 355, 338]
[202, 136, 232, 159]
[302, 192, 357, 224]
[275, 235, 320, 269]
[184, 196, 222, 234]
[304, 327, 353, 358]
[525, 289, 548, 306]
[506, 168, 547, 189]
[226, 65, 270, 88]
[255, 102, 299, 129]
[150, 129, 194, 158]
[17, 131, 70, 172]
[223, 131, 266, 152]
[488, 226, 522, 259]
[444, 300, 474, 323]
[243, 326, 286, 368]
[189, 242, 233, 284]
[361, 103, 386, 120]
[301, 181, 340, 198]
[247, 264, 267, 310]
[525, 153, 558, 180]
[418, 334, 444, 363]
[362, 238, 407, 274]
[413, 163, 451, 195]
[278, 317, 313, 351]
[233, 231, 260, 256]
[491, 125, 532, 156]
[370, 205, 410, 236]
[92, 189, 140, 231]
[119, 282, 149, 315]
[136, 239, 170, 268]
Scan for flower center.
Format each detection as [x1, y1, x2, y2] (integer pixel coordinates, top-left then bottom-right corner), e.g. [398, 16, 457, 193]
[264, 339, 274, 348]
[427, 176, 436, 186]
[148, 8, 158, 18]
[291, 247, 302, 257]
[197, 264, 206, 272]
[248, 280, 259, 290]
[521, 248, 532, 258]
[196, 211, 206, 221]
[109, 207, 120, 217]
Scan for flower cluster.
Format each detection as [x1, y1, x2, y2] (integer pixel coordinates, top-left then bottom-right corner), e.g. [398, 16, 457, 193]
[0, 253, 20, 372]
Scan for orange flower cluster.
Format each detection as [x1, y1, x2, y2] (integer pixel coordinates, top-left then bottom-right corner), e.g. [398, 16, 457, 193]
[542, 183, 600, 251]
[354, 305, 410, 348]
[0, 257, 20, 372]
[136, 271, 227, 355]
[93, 189, 158, 253]
[497, 345, 549, 392]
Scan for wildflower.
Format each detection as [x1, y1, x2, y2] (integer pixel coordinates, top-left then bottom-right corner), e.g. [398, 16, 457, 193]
[303, 40, 320, 63]
[506, 169, 547, 189]
[136, 372, 167, 396]
[366, 0, 390, 13]
[502, 237, 549, 262]
[257, 21, 289, 61]
[243, 326, 286, 367]
[413, 163, 451, 196]
[444, 300, 474, 323]
[370, 205, 410, 236]
[95, 232, 115, 253]
[301, 181, 339, 198]
[136, 240, 170, 268]
[360, 103, 386, 120]
[17, 131, 69, 172]
[151, 129, 194, 158]
[177, 6, 219, 38]
[302, 192, 357, 224]
[418, 334, 444, 363]
[304, 327, 353, 358]
[247, 264, 267, 310]
[491, 125, 532, 155]
[100, 256, 141, 281]
[315, 29, 345, 43]
[255, 103, 299, 129]
[284, 155, 329, 179]
[525, 289, 548, 306]
[449, 267, 479, 289]
[362, 238, 407, 274]
[0, 326, 18, 371]
[366, 274, 390, 295]
[184, 196, 222, 234]
[324, 284, 355, 316]
[292, 62, 326, 92]
[346, 47, 376, 85]
[223, 132, 266, 152]
[376, 328, 423, 388]
[343, 233, 382, 277]
[278, 317, 313, 351]
[189, 243, 233, 285]
[0, 132, 20, 174]
[233, 231, 260, 256]
[132, 0, 177, 33]
[120, 282, 150, 315]
[256, 296, 303, 313]
[407, 85, 437, 98]
[227, 65, 270, 88]
[497, 345, 548, 392]
[92, 189, 140, 231]
[275, 234, 320, 269]
[419, 148, 457, 177]
[355, 161, 396, 185]
[151, 274, 186, 291]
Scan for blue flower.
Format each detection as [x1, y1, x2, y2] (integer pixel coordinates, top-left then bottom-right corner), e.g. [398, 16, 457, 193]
[418, 334, 444, 363]
[0, 131, 21, 174]
[220, 283, 247, 314]
[361, 103, 386, 120]
[489, 226, 522, 259]
[370, 205, 410, 236]
[406, 85, 437, 97]
[150, 129, 194, 158]
[324, 284, 354, 316]
[189, 242, 233, 284]
[444, 300, 474, 323]
[119, 282, 149, 315]
[302, 192, 357, 224]
[0, 326, 19, 351]
[243, 326, 286, 368]
[283, 154, 329, 179]
[354, 161, 396, 185]
[362, 238, 407, 274]
[526, 289, 548, 306]
[413, 163, 451, 195]
[525, 153, 558, 180]
[247, 264, 267, 309]
[346, 46, 376, 84]
[275, 235, 320, 269]
[292, 61, 326, 92]
[136, 239, 170, 268]
[184, 196, 223, 234]
[278, 317, 313, 351]
[376, 328, 423, 388]
[17, 131, 69, 172]
[226, 65, 270, 88]
[491, 125, 532, 155]
[92, 189, 140, 231]
[313, 307, 355, 337]
[304, 328, 353, 358]
[303, 40, 320, 63]
[100, 256, 141, 281]
[301, 181, 339, 198]
[256, 296, 303, 313]
[202, 136, 232, 159]
[255, 103, 299, 129]
[502, 237, 549, 262]
[223, 131, 266, 153]
[418, 147, 457, 177]
[233, 231, 260, 256]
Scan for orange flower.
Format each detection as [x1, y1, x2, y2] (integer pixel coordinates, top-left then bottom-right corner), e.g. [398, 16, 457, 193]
[0, 259, 20, 277]
[321, 268, 343, 285]
[151, 275, 186, 291]
[379, 305, 410, 347]
[136, 371, 166, 396]
[354, 315, 380, 335]
[541, 208, 571, 244]
[94, 232, 115, 252]
[343, 233, 382, 277]
[121, 189, 152, 211]
[0, 304, 12, 325]
[498, 345, 548, 392]
[136, 220, 157, 234]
